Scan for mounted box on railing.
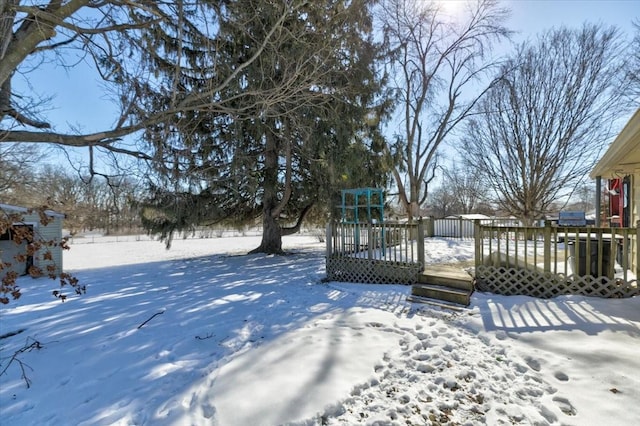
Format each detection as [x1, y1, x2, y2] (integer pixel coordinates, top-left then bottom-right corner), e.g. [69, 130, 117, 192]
[558, 211, 586, 227]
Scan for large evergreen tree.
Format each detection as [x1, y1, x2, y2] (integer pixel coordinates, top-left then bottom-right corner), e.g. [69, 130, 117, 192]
[139, 0, 391, 253]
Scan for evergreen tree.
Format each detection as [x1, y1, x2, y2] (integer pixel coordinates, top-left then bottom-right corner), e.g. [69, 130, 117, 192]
[139, 0, 391, 253]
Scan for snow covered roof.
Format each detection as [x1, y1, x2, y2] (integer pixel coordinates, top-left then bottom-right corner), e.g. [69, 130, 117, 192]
[445, 213, 490, 220]
[590, 107, 640, 178]
[0, 203, 65, 218]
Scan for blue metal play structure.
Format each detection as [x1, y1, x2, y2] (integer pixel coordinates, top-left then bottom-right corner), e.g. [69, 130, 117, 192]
[340, 188, 384, 224]
[340, 188, 385, 252]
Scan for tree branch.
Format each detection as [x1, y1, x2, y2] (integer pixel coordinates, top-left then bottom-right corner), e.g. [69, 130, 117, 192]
[281, 203, 314, 236]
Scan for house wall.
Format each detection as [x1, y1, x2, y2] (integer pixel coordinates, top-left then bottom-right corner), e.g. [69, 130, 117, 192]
[0, 208, 63, 277]
[633, 170, 639, 226]
[633, 170, 639, 276]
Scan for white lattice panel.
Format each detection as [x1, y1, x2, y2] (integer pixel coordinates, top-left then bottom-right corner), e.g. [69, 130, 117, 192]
[326, 257, 421, 284]
[475, 265, 639, 299]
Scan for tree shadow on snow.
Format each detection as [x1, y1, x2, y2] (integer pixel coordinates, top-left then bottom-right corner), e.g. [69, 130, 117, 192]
[0, 248, 417, 425]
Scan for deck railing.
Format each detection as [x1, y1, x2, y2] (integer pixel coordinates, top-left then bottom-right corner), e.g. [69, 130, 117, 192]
[474, 220, 639, 298]
[325, 221, 424, 284]
[324, 219, 639, 298]
[326, 221, 424, 263]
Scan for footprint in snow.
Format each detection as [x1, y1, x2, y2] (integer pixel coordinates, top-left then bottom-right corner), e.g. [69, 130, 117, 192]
[554, 371, 569, 381]
[201, 402, 216, 419]
[553, 396, 577, 416]
[495, 330, 509, 340]
[524, 356, 541, 371]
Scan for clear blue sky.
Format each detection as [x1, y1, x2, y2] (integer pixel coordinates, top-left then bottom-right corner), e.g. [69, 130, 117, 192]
[13, 0, 640, 167]
[507, 0, 637, 36]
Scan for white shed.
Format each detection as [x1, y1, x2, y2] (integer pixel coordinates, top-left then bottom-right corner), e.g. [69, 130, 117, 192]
[0, 204, 65, 277]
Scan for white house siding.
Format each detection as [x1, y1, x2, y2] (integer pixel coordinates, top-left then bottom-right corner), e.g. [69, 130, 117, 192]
[0, 205, 64, 277]
[632, 171, 639, 276]
[633, 171, 639, 227]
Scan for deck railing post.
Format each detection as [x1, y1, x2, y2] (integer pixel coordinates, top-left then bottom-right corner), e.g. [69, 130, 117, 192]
[474, 220, 481, 268]
[543, 220, 551, 273]
[367, 223, 374, 260]
[636, 220, 640, 278]
[326, 222, 333, 257]
[417, 218, 425, 266]
[427, 215, 435, 237]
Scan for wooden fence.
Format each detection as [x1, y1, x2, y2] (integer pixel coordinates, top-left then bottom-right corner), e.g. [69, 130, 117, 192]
[474, 220, 640, 298]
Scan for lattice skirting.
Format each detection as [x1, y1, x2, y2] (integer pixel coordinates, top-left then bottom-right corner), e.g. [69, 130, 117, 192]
[326, 257, 422, 284]
[475, 265, 639, 299]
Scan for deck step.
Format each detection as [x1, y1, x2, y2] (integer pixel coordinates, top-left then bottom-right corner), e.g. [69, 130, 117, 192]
[418, 272, 473, 291]
[406, 295, 467, 311]
[411, 284, 472, 306]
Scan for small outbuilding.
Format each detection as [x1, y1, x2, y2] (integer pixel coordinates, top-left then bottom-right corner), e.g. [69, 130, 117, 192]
[0, 204, 65, 277]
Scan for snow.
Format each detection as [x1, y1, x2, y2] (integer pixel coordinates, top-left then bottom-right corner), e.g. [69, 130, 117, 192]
[1, 235, 639, 425]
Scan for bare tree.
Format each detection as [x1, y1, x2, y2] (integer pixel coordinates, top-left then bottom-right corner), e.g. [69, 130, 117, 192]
[0, 1, 329, 166]
[442, 162, 488, 214]
[568, 183, 597, 213]
[0, 143, 42, 201]
[628, 19, 640, 103]
[460, 24, 629, 225]
[379, 0, 510, 220]
[426, 185, 461, 218]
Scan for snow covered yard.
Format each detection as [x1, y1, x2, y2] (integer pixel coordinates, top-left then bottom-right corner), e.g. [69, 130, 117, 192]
[0, 235, 639, 425]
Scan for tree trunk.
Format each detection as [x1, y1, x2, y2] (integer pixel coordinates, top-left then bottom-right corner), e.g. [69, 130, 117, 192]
[250, 128, 284, 254]
[254, 211, 283, 254]
[408, 180, 421, 221]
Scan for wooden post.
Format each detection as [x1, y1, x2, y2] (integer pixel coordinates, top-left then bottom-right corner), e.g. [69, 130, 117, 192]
[595, 176, 602, 226]
[367, 223, 374, 260]
[636, 220, 639, 278]
[325, 222, 333, 257]
[474, 220, 482, 268]
[417, 218, 425, 267]
[543, 220, 551, 273]
[427, 215, 435, 237]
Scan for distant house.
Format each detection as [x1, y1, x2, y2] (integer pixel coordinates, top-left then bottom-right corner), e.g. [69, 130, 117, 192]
[590, 108, 640, 228]
[0, 204, 64, 277]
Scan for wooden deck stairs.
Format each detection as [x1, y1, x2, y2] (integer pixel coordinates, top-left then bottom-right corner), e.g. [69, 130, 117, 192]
[408, 265, 474, 307]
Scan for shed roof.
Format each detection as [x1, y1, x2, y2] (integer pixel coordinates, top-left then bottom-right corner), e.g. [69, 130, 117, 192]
[445, 214, 490, 220]
[0, 203, 65, 218]
[590, 108, 640, 178]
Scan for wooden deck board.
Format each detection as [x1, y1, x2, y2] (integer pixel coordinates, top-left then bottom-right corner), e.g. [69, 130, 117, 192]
[422, 264, 473, 282]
